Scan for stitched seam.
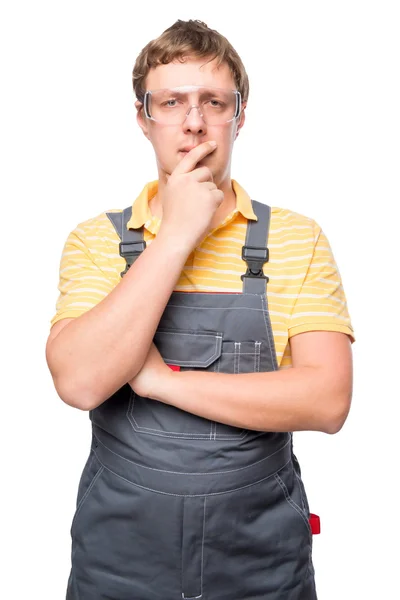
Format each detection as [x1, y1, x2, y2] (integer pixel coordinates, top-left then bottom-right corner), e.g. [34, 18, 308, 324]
[294, 469, 307, 512]
[222, 351, 259, 355]
[274, 473, 311, 531]
[234, 342, 240, 374]
[256, 341, 261, 372]
[97, 455, 292, 498]
[182, 498, 206, 600]
[128, 390, 213, 438]
[93, 431, 291, 476]
[160, 333, 222, 367]
[201, 497, 206, 595]
[261, 294, 279, 371]
[277, 470, 314, 575]
[72, 466, 104, 524]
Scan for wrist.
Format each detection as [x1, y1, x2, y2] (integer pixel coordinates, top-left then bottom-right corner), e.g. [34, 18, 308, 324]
[152, 367, 179, 404]
[156, 226, 194, 256]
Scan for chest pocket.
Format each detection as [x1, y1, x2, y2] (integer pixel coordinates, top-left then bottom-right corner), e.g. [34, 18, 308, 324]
[127, 329, 263, 441]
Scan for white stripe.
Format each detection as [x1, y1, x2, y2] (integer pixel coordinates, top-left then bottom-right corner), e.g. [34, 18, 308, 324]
[92, 253, 122, 260]
[197, 248, 313, 263]
[66, 288, 108, 296]
[84, 236, 121, 244]
[60, 265, 96, 274]
[268, 291, 345, 302]
[66, 302, 95, 308]
[64, 275, 113, 283]
[291, 312, 349, 319]
[273, 211, 313, 223]
[185, 266, 242, 275]
[270, 254, 313, 264]
[268, 238, 315, 248]
[269, 310, 296, 318]
[63, 250, 83, 256]
[175, 285, 243, 292]
[270, 224, 313, 234]
[317, 277, 341, 284]
[205, 235, 315, 249]
[195, 248, 245, 259]
[308, 263, 337, 270]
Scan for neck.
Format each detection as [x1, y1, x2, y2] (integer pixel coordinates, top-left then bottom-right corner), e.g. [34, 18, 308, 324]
[149, 176, 237, 228]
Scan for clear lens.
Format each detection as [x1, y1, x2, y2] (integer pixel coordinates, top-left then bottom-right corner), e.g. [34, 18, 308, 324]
[144, 86, 240, 125]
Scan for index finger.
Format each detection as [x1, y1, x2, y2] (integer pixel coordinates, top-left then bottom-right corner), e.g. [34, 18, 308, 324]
[173, 141, 217, 175]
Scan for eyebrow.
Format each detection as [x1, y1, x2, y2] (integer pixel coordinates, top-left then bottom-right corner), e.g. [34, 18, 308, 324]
[159, 89, 226, 100]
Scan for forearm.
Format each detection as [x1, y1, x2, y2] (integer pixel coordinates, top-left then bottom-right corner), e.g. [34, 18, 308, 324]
[48, 231, 190, 409]
[153, 367, 350, 434]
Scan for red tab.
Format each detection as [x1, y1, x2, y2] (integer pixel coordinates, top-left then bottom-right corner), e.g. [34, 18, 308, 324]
[309, 513, 321, 535]
[167, 364, 181, 372]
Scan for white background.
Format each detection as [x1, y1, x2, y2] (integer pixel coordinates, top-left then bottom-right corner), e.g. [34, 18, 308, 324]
[1, 1, 399, 598]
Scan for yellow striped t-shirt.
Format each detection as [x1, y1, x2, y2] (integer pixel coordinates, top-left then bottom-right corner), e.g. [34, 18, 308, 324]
[50, 179, 355, 369]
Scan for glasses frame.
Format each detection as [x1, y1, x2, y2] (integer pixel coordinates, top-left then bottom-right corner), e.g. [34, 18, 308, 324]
[143, 85, 242, 126]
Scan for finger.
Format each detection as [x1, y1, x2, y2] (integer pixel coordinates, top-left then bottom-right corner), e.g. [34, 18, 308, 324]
[202, 181, 218, 191]
[173, 141, 217, 175]
[191, 166, 214, 183]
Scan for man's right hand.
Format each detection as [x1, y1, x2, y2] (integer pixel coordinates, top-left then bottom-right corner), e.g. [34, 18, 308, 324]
[159, 141, 225, 252]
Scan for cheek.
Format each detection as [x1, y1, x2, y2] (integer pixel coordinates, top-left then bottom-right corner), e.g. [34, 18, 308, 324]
[149, 131, 178, 167]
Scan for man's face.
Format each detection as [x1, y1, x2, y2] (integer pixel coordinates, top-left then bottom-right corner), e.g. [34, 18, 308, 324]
[136, 56, 246, 184]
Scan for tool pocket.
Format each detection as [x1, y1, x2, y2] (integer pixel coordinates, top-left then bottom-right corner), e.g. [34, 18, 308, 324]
[127, 328, 244, 439]
[213, 340, 263, 439]
[218, 340, 263, 374]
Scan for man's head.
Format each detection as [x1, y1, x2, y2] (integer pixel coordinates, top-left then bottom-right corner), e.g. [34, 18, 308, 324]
[133, 20, 249, 186]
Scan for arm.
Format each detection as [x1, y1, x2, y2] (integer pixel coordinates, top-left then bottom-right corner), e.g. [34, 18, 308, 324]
[46, 141, 223, 411]
[135, 331, 353, 434]
[46, 229, 190, 411]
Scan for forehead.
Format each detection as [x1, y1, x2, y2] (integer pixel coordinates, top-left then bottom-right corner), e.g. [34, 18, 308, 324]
[145, 56, 236, 91]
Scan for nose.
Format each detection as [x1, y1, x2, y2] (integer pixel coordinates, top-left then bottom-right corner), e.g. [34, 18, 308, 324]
[182, 105, 207, 135]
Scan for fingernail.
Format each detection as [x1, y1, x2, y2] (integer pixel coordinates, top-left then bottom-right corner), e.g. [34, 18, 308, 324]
[209, 141, 217, 147]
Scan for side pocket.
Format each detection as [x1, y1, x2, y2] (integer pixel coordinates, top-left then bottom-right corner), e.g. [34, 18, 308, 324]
[70, 449, 104, 535]
[274, 462, 314, 578]
[274, 463, 312, 536]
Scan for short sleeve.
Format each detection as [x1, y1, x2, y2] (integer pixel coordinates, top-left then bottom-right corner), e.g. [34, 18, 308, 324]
[288, 224, 355, 343]
[50, 229, 116, 327]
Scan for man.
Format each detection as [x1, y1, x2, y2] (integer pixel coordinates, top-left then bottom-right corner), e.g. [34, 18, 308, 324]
[46, 19, 355, 600]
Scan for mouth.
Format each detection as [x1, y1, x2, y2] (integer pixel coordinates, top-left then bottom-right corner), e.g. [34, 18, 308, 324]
[178, 148, 214, 158]
[178, 147, 195, 155]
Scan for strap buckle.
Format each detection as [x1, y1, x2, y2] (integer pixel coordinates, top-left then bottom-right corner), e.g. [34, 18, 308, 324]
[240, 245, 269, 282]
[119, 241, 146, 277]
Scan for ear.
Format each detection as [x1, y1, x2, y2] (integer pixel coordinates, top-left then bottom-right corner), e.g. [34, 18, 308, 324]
[135, 100, 150, 140]
[234, 102, 246, 140]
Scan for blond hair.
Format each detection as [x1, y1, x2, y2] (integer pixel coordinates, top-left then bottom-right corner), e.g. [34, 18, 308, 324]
[132, 19, 249, 104]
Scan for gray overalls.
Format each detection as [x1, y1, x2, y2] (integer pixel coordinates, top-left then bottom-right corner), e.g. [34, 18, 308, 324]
[66, 200, 318, 600]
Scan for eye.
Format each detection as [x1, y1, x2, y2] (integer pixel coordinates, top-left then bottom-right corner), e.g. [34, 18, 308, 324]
[208, 99, 225, 108]
[162, 98, 180, 108]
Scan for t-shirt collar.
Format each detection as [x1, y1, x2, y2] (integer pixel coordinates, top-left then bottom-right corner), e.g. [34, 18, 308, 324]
[126, 179, 258, 234]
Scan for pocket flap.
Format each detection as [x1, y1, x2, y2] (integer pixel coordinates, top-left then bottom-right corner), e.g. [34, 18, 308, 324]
[154, 329, 223, 368]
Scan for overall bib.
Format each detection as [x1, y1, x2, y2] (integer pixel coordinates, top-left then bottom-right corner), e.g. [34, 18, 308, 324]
[66, 200, 318, 600]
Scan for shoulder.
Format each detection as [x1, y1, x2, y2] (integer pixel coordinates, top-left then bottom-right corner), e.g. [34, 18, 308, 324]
[267, 205, 321, 244]
[72, 208, 123, 233]
[67, 208, 124, 245]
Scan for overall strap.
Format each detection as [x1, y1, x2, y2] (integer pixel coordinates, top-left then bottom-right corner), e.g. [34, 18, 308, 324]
[241, 200, 271, 294]
[106, 207, 146, 278]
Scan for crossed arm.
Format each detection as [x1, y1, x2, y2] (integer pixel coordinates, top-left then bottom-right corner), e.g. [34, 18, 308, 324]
[129, 330, 353, 435]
